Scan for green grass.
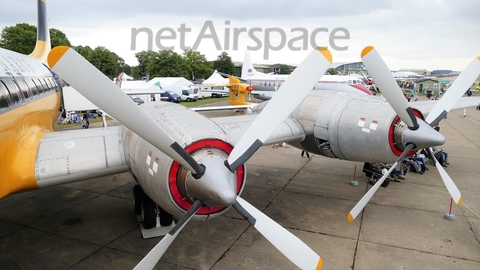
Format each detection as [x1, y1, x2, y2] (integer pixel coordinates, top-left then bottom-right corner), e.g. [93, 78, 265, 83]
[53, 98, 229, 130]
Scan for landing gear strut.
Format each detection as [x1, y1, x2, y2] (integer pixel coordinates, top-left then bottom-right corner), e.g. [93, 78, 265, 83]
[132, 184, 175, 238]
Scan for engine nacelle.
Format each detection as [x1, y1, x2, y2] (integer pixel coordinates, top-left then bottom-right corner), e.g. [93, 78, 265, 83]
[122, 102, 246, 221]
[294, 92, 423, 163]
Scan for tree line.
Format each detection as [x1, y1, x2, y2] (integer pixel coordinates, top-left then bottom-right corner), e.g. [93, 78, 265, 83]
[0, 23, 239, 80]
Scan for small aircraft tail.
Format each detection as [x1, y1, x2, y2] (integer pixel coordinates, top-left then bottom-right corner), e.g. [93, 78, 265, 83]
[227, 76, 256, 106]
[241, 50, 266, 80]
[29, 0, 51, 63]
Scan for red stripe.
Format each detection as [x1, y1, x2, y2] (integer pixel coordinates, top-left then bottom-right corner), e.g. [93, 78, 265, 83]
[388, 110, 424, 157]
[350, 84, 373, 95]
[168, 139, 245, 215]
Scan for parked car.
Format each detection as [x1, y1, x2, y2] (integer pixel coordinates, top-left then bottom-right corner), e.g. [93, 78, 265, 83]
[161, 91, 181, 103]
[129, 95, 144, 105]
[162, 86, 198, 102]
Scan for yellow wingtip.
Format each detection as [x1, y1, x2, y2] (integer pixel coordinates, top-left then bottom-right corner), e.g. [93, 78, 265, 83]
[317, 47, 332, 63]
[476, 56, 480, 61]
[457, 196, 463, 206]
[316, 258, 323, 270]
[47, 46, 70, 68]
[347, 213, 354, 222]
[361, 46, 374, 58]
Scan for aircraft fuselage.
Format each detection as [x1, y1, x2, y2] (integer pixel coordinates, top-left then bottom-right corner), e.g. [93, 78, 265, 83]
[0, 48, 62, 198]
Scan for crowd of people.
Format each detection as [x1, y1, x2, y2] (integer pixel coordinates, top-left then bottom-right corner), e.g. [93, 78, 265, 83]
[398, 81, 415, 90]
[363, 147, 450, 186]
[57, 110, 103, 129]
[364, 124, 450, 185]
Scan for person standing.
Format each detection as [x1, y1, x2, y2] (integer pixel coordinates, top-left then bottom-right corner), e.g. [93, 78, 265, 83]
[82, 112, 90, 129]
[301, 150, 311, 161]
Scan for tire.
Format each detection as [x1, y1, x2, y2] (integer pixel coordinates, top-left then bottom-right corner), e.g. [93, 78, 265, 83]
[133, 184, 144, 215]
[186, 98, 191, 102]
[159, 207, 173, 226]
[142, 196, 156, 229]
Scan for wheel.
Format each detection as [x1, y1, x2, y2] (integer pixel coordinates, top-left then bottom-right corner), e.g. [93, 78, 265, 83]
[159, 207, 173, 226]
[133, 184, 144, 215]
[142, 196, 156, 229]
[186, 98, 191, 102]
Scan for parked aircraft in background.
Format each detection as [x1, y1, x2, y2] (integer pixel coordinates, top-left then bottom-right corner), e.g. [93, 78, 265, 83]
[241, 51, 373, 100]
[3, 1, 480, 269]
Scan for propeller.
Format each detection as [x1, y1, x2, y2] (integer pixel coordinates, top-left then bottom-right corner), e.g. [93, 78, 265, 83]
[361, 46, 419, 130]
[234, 197, 322, 269]
[348, 144, 414, 222]
[134, 200, 204, 270]
[425, 56, 480, 125]
[418, 56, 480, 206]
[48, 46, 205, 178]
[48, 46, 329, 269]
[429, 149, 462, 205]
[226, 47, 333, 172]
[348, 47, 479, 222]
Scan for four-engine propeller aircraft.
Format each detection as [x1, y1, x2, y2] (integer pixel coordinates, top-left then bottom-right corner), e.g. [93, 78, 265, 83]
[2, 1, 480, 269]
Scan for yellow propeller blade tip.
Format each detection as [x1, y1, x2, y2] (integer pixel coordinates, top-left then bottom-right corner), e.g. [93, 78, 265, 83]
[316, 258, 323, 270]
[347, 213, 355, 223]
[476, 56, 480, 61]
[47, 46, 70, 68]
[457, 196, 463, 206]
[316, 47, 332, 63]
[361, 46, 374, 58]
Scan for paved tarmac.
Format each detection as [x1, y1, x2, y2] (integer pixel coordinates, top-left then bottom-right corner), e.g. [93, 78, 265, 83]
[1, 100, 480, 269]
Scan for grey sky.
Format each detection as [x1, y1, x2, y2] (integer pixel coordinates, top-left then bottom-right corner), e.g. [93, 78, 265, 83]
[1, 0, 479, 71]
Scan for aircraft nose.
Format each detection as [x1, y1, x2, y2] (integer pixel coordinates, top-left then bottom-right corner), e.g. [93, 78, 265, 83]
[402, 120, 445, 149]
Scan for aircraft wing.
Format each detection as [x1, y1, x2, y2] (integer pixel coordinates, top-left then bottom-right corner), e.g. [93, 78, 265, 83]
[410, 97, 480, 116]
[209, 114, 305, 146]
[191, 104, 256, 112]
[35, 127, 129, 188]
[251, 91, 275, 101]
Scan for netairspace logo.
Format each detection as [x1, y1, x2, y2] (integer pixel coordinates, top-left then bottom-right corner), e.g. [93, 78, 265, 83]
[131, 21, 350, 60]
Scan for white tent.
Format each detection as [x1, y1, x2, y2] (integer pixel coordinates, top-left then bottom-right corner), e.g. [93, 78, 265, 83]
[391, 71, 423, 78]
[147, 77, 194, 88]
[201, 70, 228, 86]
[120, 80, 160, 92]
[196, 70, 229, 98]
[119, 80, 164, 102]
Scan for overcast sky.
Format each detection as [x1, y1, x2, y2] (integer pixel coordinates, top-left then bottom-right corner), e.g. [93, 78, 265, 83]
[1, 0, 479, 71]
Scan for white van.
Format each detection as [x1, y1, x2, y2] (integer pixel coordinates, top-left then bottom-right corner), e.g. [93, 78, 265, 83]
[162, 86, 198, 102]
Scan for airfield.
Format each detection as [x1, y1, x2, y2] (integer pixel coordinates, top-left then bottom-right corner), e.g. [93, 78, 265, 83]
[1, 98, 480, 269]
